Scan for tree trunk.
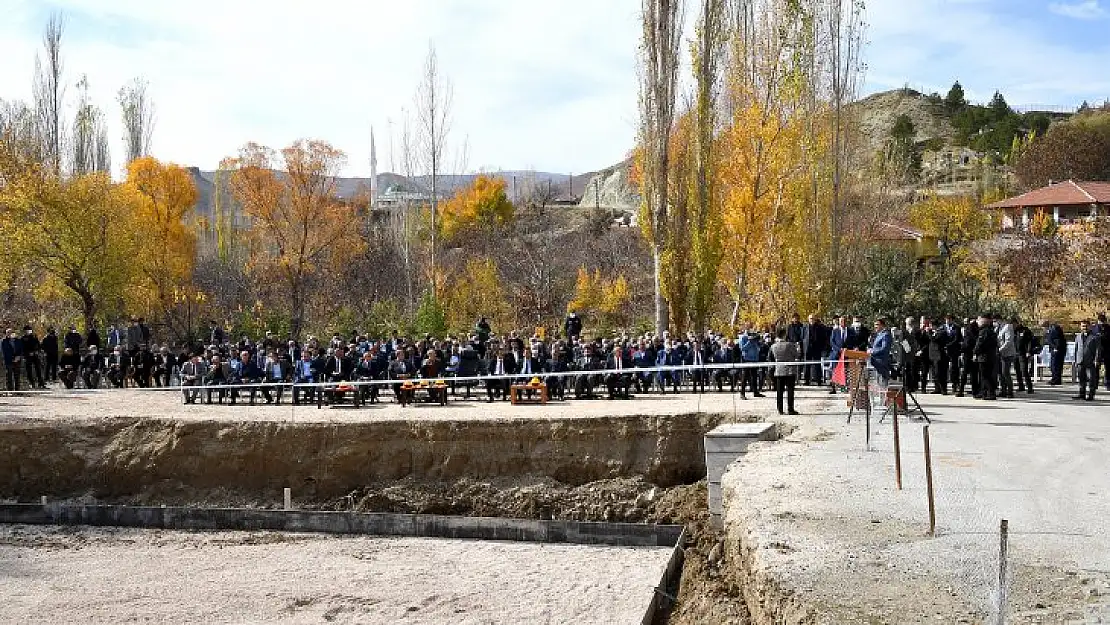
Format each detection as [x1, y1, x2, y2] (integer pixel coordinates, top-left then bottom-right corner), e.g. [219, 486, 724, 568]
[80, 291, 96, 335]
[654, 247, 669, 333]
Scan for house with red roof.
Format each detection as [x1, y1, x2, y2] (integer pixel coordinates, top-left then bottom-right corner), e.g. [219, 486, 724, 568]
[986, 180, 1110, 230]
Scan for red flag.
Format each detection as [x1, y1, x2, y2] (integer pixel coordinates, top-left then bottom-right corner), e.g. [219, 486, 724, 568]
[831, 352, 847, 387]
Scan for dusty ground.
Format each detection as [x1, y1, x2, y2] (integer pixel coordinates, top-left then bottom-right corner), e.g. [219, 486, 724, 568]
[0, 385, 833, 424]
[723, 385, 1110, 624]
[0, 524, 674, 624]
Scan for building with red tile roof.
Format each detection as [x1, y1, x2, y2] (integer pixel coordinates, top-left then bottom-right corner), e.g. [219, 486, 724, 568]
[986, 180, 1110, 229]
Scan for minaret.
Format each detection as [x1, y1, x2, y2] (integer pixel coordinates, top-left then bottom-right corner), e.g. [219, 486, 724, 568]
[370, 126, 378, 207]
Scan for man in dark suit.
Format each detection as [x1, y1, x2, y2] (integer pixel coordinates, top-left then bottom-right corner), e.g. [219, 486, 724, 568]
[803, 316, 829, 386]
[605, 343, 633, 399]
[21, 327, 44, 389]
[1043, 320, 1066, 385]
[2, 328, 23, 391]
[844, 315, 870, 351]
[974, 314, 999, 401]
[486, 346, 516, 402]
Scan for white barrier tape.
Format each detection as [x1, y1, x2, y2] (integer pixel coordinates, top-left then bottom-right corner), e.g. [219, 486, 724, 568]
[0, 359, 841, 394]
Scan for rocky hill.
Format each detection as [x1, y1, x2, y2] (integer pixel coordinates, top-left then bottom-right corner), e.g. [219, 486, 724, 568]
[853, 89, 956, 159]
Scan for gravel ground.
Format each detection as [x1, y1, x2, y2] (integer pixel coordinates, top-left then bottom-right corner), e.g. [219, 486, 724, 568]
[723, 385, 1110, 623]
[0, 525, 674, 624]
[0, 385, 833, 423]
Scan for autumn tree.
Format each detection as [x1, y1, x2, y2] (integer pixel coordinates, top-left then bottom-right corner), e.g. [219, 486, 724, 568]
[688, 0, 726, 331]
[441, 257, 513, 334]
[908, 193, 995, 259]
[639, 0, 685, 333]
[118, 77, 155, 165]
[1014, 112, 1110, 189]
[124, 156, 198, 334]
[439, 174, 514, 242]
[413, 45, 453, 281]
[71, 75, 110, 175]
[224, 140, 364, 339]
[0, 161, 143, 330]
[33, 12, 65, 173]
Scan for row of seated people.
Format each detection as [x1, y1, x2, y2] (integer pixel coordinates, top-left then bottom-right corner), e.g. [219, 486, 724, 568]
[176, 338, 780, 406]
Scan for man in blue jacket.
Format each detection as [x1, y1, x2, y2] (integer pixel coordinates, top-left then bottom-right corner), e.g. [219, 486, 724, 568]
[738, 326, 765, 399]
[868, 318, 892, 385]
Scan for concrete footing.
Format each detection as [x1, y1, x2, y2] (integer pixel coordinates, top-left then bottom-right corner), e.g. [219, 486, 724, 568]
[705, 423, 776, 528]
[0, 503, 682, 547]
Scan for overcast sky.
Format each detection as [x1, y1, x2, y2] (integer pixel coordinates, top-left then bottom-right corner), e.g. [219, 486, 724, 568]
[1, 0, 1108, 178]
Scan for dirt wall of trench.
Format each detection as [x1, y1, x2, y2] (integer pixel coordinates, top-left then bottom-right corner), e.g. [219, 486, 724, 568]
[0, 413, 738, 502]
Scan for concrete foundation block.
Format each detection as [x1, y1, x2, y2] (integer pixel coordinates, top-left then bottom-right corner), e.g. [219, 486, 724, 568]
[707, 482, 722, 514]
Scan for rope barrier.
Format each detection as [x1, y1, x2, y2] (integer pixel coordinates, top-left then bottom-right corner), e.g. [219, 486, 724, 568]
[0, 359, 834, 394]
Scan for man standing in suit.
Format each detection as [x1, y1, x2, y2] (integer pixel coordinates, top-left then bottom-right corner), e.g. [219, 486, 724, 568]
[2, 329, 23, 391]
[827, 317, 847, 395]
[868, 318, 892, 386]
[770, 329, 800, 415]
[975, 314, 999, 401]
[803, 316, 829, 386]
[1043, 320, 1066, 385]
[997, 316, 1017, 398]
[1098, 313, 1110, 392]
[1074, 320, 1102, 402]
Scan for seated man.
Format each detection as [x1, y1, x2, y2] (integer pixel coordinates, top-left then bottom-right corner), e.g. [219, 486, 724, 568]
[292, 350, 317, 405]
[180, 355, 203, 404]
[388, 349, 414, 403]
[355, 350, 382, 404]
[545, 341, 572, 401]
[574, 344, 603, 399]
[204, 355, 228, 404]
[260, 351, 287, 404]
[106, 346, 130, 388]
[239, 351, 264, 404]
[655, 342, 680, 394]
[605, 343, 633, 399]
[324, 346, 355, 404]
[81, 346, 102, 389]
[485, 346, 516, 402]
[58, 347, 81, 389]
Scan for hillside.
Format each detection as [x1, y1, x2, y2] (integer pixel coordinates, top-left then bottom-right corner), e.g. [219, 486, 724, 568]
[853, 89, 956, 159]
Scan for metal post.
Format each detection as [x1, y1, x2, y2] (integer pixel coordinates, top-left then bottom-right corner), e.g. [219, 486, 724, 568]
[924, 425, 936, 536]
[997, 519, 1009, 624]
[893, 391, 902, 490]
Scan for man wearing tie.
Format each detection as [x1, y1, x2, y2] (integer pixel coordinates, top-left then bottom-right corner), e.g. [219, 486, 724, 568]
[486, 346, 516, 402]
[606, 343, 633, 399]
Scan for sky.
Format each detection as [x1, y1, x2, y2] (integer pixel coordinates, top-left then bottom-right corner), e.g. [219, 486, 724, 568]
[1, 0, 1108, 178]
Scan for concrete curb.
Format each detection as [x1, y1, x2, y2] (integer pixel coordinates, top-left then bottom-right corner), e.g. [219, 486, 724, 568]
[0, 504, 683, 547]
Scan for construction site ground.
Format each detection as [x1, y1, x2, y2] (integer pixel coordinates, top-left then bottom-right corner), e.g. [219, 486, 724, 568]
[723, 386, 1110, 624]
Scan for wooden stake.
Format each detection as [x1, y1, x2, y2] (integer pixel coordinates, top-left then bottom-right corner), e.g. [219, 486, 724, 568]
[924, 425, 935, 536]
[998, 519, 1009, 624]
[892, 392, 902, 490]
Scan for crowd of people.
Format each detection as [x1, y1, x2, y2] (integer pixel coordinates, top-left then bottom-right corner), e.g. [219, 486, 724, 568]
[2, 310, 1107, 412]
[863, 312, 1108, 402]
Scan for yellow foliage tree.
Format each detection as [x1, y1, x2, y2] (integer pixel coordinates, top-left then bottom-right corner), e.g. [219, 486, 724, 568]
[0, 163, 144, 330]
[439, 174, 514, 242]
[224, 140, 365, 339]
[600, 274, 631, 326]
[567, 267, 603, 317]
[124, 156, 198, 330]
[441, 257, 513, 335]
[908, 193, 996, 259]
